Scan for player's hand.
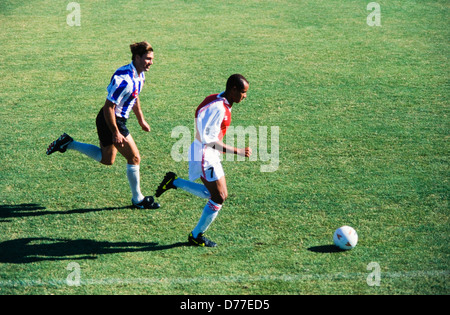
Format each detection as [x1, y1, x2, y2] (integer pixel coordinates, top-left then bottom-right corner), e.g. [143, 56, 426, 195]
[113, 132, 127, 147]
[140, 120, 151, 132]
[237, 147, 252, 157]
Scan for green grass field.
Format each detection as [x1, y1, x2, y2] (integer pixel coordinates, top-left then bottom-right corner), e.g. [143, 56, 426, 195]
[0, 0, 448, 295]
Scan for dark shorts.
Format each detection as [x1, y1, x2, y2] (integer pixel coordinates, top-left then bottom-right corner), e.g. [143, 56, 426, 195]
[96, 108, 130, 147]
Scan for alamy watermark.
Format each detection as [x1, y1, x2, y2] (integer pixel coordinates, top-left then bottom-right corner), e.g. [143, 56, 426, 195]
[170, 125, 280, 173]
[67, 2, 81, 27]
[367, 2, 381, 27]
[366, 262, 381, 286]
[66, 2, 381, 28]
[66, 262, 81, 286]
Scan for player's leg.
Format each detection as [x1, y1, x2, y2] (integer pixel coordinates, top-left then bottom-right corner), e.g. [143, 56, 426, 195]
[175, 177, 211, 199]
[155, 172, 211, 199]
[115, 134, 159, 209]
[188, 170, 227, 248]
[69, 140, 103, 162]
[155, 140, 211, 199]
[115, 134, 143, 203]
[115, 133, 141, 166]
[201, 175, 228, 205]
[46, 133, 102, 163]
[99, 142, 118, 165]
[95, 107, 116, 165]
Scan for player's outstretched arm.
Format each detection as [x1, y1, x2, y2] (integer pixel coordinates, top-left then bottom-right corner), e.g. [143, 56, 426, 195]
[207, 141, 252, 157]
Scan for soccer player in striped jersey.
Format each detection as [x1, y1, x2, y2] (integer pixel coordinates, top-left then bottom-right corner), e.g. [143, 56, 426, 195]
[46, 41, 159, 209]
[155, 74, 252, 247]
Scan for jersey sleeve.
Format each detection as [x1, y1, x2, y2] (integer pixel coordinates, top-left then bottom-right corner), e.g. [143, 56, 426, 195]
[106, 76, 131, 106]
[196, 103, 225, 145]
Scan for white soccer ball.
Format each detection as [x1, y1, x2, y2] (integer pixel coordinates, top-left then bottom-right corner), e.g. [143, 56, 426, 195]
[333, 226, 358, 250]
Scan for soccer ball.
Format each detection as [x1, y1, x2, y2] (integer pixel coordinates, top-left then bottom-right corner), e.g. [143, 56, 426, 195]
[333, 226, 358, 250]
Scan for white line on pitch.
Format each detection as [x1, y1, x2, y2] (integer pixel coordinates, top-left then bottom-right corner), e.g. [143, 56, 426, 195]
[0, 270, 448, 287]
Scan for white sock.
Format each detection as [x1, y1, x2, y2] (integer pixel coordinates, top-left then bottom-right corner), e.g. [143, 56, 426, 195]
[127, 164, 145, 204]
[68, 141, 102, 162]
[192, 200, 222, 238]
[173, 178, 211, 199]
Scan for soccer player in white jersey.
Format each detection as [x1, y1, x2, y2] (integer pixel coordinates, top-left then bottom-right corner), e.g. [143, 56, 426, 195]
[155, 74, 251, 247]
[46, 41, 159, 209]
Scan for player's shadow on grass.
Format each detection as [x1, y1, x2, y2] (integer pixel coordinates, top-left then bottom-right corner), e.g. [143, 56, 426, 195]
[307, 245, 344, 253]
[0, 203, 131, 222]
[0, 238, 189, 264]
[0, 203, 47, 221]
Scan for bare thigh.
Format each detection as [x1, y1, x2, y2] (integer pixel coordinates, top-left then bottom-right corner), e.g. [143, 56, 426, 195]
[100, 143, 118, 165]
[115, 134, 141, 165]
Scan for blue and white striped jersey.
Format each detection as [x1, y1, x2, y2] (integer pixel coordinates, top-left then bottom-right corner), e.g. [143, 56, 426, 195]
[106, 62, 145, 119]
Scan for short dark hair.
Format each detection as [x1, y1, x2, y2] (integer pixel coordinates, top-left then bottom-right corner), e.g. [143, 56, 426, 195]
[130, 41, 153, 60]
[226, 74, 248, 91]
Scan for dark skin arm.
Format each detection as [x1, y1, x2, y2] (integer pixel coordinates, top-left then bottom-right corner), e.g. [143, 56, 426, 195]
[207, 140, 252, 157]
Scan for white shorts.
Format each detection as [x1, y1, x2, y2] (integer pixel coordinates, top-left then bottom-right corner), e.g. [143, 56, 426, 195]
[188, 139, 225, 182]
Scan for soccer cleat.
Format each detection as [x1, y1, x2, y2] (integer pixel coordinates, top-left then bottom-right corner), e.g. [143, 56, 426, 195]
[155, 172, 178, 197]
[188, 232, 217, 247]
[132, 196, 160, 209]
[46, 133, 74, 155]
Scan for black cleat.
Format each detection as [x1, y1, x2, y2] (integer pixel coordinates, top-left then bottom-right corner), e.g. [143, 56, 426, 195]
[46, 133, 74, 155]
[188, 232, 217, 247]
[132, 196, 160, 209]
[155, 172, 178, 198]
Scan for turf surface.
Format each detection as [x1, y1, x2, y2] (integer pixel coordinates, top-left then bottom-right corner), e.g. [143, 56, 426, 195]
[0, 0, 448, 295]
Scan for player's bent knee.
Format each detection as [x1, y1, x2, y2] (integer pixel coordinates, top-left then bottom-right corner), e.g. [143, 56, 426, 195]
[100, 157, 115, 165]
[212, 192, 227, 205]
[128, 155, 141, 165]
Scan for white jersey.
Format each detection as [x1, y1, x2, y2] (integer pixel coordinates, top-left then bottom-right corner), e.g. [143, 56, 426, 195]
[188, 93, 231, 182]
[106, 62, 145, 119]
[195, 92, 232, 144]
